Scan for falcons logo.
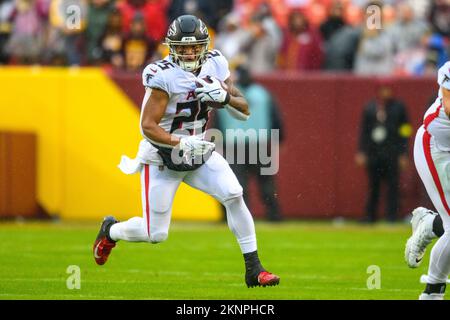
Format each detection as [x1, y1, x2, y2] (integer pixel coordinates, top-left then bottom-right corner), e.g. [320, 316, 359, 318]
[443, 74, 450, 84]
[199, 20, 208, 35]
[168, 21, 177, 37]
[444, 67, 450, 81]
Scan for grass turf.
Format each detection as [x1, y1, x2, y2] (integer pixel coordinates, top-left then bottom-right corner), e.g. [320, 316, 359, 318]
[0, 220, 436, 300]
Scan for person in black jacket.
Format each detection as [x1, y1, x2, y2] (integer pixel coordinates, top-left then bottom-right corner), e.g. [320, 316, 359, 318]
[355, 81, 412, 223]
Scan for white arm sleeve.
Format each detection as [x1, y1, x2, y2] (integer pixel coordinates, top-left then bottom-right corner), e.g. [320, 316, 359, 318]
[224, 104, 250, 121]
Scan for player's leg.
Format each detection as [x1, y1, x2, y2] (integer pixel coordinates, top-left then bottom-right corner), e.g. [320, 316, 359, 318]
[94, 164, 183, 265]
[183, 152, 280, 287]
[230, 162, 250, 206]
[407, 128, 444, 271]
[254, 164, 282, 221]
[413, 126, 450, 299]
[227, 163, 249, 221]
[365, 160, 381, 222]
[110, 164, 183, 242]
[406, 126, 445, 268]
[385, 158, 399, 222]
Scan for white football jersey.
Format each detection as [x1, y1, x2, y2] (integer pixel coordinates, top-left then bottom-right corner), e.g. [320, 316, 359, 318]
[424, 95, 450, 151]
[140, 50, 230, 148]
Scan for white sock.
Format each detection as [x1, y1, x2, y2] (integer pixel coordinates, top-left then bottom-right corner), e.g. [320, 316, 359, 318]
[419, 293, 445, 300]
[109, 217, 149, 242]
[223, 196, 257, 254]
[427, 230, 450, 284]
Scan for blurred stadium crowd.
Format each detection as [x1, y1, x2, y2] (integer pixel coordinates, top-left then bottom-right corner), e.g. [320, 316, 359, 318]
[0, 0, 448, 75]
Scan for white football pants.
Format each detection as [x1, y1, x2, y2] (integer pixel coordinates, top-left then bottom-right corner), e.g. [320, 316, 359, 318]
[414, 125, 450, 283]
[109, 151, 258, 254]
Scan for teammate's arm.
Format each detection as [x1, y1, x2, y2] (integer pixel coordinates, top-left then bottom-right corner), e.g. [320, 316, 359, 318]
[224, 77, 250, 116]
[442, 87, 450, 117]
[141, 88, 180, 147]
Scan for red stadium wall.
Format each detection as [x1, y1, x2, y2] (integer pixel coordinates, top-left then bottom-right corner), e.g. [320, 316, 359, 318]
[110, 72, 437, 220]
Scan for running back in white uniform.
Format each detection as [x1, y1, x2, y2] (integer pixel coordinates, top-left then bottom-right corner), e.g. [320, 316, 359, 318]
[141, 50, 229, 142]
[413, 61, 450, 286]
[97, 15, 280, 289]
[415, 61, 450, 227]
[136, 50, 229, 171]
[114, 49, 250, 249]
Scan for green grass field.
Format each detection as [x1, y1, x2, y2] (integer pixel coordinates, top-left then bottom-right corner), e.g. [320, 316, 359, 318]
[0, 220, 437, 300]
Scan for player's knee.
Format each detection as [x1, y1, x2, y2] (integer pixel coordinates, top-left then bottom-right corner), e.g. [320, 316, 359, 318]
[152, 202, 172, 214]
[150, 188, 172, 214]
[150, 231, 168, 243]
[220, 183, 243, 203]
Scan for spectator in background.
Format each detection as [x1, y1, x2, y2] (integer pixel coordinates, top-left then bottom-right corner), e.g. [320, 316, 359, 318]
[99, 7, 123, 68]
[211, 0, 233, 30]
[381, 3, 396, 28]
[117, 0, 168, 42]
[215, 66, 284, 222]
[46, 0, 88, 65]
[121, 12, 155, 72]
[388, 2, 429, 55]
[413, 33, 449, 75]
[85, 0, 114, 64]
[429, 0, 450, 38]
[355, 81, 412, 223]
[322, 0, 362, 71]
[252, 2, 282, 50]
[354, 2, 395, 75]
[168, 0, 233, 31]
[214, 13, 248, 69]
[323, 24, 361, 71]
[388, 2, 430, 75]
[240, 12, 280, 75]
[279, 10, 323, 71]
[5, 0, 47, 64]
[0, 0, 14, 64]
[408, 0, 432, 19]
[419, 54, 442, 76]
[320, 0, 345, 42]
[344, 1, 364, 27]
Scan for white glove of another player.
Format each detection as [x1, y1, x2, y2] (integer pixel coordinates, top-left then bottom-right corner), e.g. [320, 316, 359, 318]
[179, 135, 215, 157]
[195, 77, 230, 105]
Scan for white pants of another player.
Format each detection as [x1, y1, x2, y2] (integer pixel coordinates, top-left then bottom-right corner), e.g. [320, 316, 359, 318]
[414, 125, 450, 284]
[109, 151, 258, 254]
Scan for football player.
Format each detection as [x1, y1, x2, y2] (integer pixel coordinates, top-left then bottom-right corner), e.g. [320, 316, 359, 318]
[92, 15, 280, 288]
[404, 61, 450, 299]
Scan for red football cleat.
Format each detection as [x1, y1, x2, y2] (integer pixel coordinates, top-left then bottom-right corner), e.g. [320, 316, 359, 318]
[93, 238, 116, 265]
[93, 216, 118, 265]
[246, 270, 280, 288]
[257, 271, 280, 287]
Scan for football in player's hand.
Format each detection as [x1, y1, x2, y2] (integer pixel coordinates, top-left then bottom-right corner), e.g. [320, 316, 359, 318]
[195, 76, 228, 109]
